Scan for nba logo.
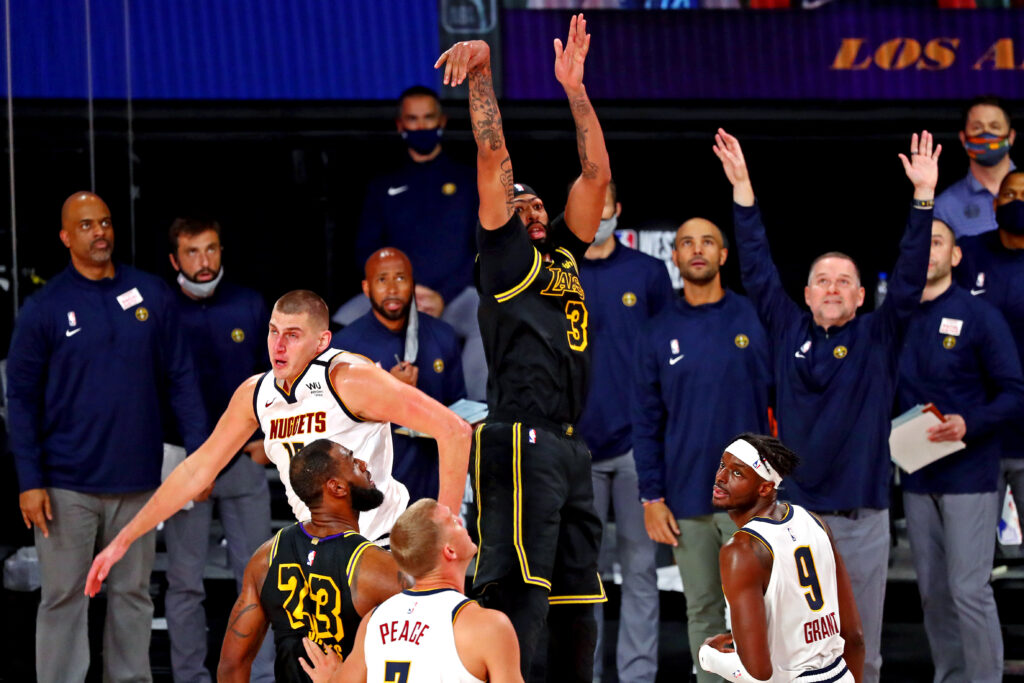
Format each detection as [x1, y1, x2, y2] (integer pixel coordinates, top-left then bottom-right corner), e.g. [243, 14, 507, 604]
[67, 311, 77, 327]
[618, 229, 638, 249]
[528, 429, 537, 444]
[670, 339, 680, 355]
[307, 550, 316, 567]
[976, 272, 985, 288]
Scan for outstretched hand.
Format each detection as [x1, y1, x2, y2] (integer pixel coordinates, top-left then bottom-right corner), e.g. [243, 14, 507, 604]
[898, 130, 942, 197]
[85, 539, 128, 597]
[712, 128, 755, 206]
[298, 637, 340, 683]
[434, 40, 491, 87]
[554, 13, 591, 93]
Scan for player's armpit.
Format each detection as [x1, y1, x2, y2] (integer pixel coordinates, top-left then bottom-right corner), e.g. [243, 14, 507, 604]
[454, 603, 524, 683]
[217, 538, 273, 682]
[331, 363, 472, 513]
[718, 537, 774, 681]
[349, 545, 405, 617]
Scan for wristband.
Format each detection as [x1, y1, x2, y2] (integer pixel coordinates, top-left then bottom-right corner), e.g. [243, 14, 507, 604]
[912, 198, 934, 210]
[641, 497, 665, 506]
[698, 644, 770, 683]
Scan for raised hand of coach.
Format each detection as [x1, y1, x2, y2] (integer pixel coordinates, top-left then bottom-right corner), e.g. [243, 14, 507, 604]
[898, 130, 942, 200]
[712, 128, 755, 207]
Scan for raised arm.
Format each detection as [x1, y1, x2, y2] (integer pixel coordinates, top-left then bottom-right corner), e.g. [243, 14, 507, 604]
[218, 538, 273, 682]
[557, 14, 611, 243]
[713, 129, 800, 333]
[435, 40, 513, 230]
[85, 376, 262, 596]
[331, 362, 472, 514]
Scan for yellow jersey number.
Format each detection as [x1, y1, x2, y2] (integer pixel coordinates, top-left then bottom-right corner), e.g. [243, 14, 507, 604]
[565, 300, 589, 352]
[277, 564, 346, 642]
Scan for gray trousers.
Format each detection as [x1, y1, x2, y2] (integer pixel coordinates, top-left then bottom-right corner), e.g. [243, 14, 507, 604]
[821, 508, 889, 683]
[164, 455, 273, 683]
[999, 458, 1024, 543]
[671, 513, 738, 683]
[35, 487, 157, 683]
[591, 452, 659, 683]
[904, 491, 1003, 683]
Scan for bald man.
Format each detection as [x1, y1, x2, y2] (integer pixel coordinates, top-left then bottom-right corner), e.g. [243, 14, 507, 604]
[334, 248, 467, 503]
[631, 217, 773, 682]
[6, 192, 208, 682]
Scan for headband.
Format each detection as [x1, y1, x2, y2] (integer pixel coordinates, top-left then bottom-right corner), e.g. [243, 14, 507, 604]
[726, 438, 783, 486]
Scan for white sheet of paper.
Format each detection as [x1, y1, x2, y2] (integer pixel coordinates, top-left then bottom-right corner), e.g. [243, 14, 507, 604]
[889, 406, 965, 474]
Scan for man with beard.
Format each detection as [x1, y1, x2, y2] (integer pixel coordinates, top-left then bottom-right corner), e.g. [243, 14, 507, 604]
[632, 217, 771, 682]
[576, 181, 674, 683]
[895, 218, 1024, 683]
[218, 439, 407, 682]
[435, 14, 611, 681]
[335, 248, 467, 503]
[163, 216, 275, 682]
[955, 170, 1024, 544]
[7, 191, 207, 682]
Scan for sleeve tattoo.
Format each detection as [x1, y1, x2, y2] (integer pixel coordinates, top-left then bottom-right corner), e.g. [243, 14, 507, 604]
[570, 94, 600, 180]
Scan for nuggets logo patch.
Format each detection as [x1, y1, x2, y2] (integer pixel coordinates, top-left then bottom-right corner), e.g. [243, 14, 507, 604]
[833, 345, 847, 359]
[734, 334, 749, 348]
[433, 359, 445, 373]
[231, 328, 245, 343]
[442, 182, 456, 196]
[942, 335, 957, 349]
[134, 306, 149, 322]
[622, 292, 637, 307]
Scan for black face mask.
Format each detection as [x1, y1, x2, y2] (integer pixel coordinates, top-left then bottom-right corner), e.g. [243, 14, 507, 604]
[996, 199, 1024, 236]
[402, 127, 442, 155]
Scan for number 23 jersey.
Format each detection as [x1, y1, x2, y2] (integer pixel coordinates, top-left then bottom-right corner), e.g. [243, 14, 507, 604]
[254, 349, 409, 541]
[476, 212, 591, 425]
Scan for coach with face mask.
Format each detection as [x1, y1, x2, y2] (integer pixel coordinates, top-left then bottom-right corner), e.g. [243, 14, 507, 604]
[935, 96, 1016, 238]
[955, 169, 1024, 550]
[576, 180, 675, 683]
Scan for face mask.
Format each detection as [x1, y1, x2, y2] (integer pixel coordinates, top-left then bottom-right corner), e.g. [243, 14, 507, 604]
[996, 199, 1024, 235]
[593, 215, 617, 245]
[177, 267, 224, 299]
[401, 127, 442, 155]
[964, 132, 1011, 167]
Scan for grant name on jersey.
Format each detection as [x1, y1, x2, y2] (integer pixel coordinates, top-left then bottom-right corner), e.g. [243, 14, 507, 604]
[803, 611, 839, 644]
[268, 411, 328, 440]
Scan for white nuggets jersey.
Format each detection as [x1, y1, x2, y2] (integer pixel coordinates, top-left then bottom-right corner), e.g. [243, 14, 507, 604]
[733, 504, 852, 683]
[254, 349, 409, 541]
[365, 589, 484, 683]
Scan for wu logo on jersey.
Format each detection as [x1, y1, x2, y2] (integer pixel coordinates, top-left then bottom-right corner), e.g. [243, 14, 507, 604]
[306, 381, 324, 397]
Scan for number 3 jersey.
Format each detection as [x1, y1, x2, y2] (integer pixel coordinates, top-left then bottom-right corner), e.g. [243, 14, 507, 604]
[254, 349, 409, 541]
[261, 523, 371, 682]
[476, 212, 591, 425]
[365, 588, 484, 683]
[732, 503, 850, 682]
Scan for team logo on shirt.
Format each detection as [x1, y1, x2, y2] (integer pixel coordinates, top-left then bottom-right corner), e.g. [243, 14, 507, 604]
[942, 335, 957, 350]
[734, 334, 749, 348]
[433, 359, 445, 373]
[231, 328, 245, 343]
[442, 182, 456, 196]
[540, 264, 585, 299]
[832, 345, 847, 359]
[622, 292, 637, 307]
[134, 306, 149, 322]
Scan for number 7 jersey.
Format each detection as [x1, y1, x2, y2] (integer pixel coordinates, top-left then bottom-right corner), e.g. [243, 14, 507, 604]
[254, 349, 409, 542]
[732, 503, 850, 682]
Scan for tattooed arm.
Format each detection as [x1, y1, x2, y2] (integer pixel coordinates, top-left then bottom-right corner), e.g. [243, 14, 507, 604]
[435, 40, 514, 230]
[557, 14, 611, 243]
[218, 538, 273, 682]
[349, 545, 410, 617]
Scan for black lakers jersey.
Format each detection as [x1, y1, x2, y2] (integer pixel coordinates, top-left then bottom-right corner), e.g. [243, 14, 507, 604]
[261, 523, 372, 682]
[476, 212, 591, 425]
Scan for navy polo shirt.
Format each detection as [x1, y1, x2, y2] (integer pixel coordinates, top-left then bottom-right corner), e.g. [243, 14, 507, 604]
[897, 284, 1024, 494]
[333, 309, 466, 502]
[577, 243, 675, 461]
[7, 264, 207, 493]
[934, 161, 1015, 238]
[632, 291, 772, 518]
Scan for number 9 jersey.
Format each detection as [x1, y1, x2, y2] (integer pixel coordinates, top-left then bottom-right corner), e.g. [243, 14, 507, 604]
[733, 503, 851, 682]
[255, 349, 410, 542]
